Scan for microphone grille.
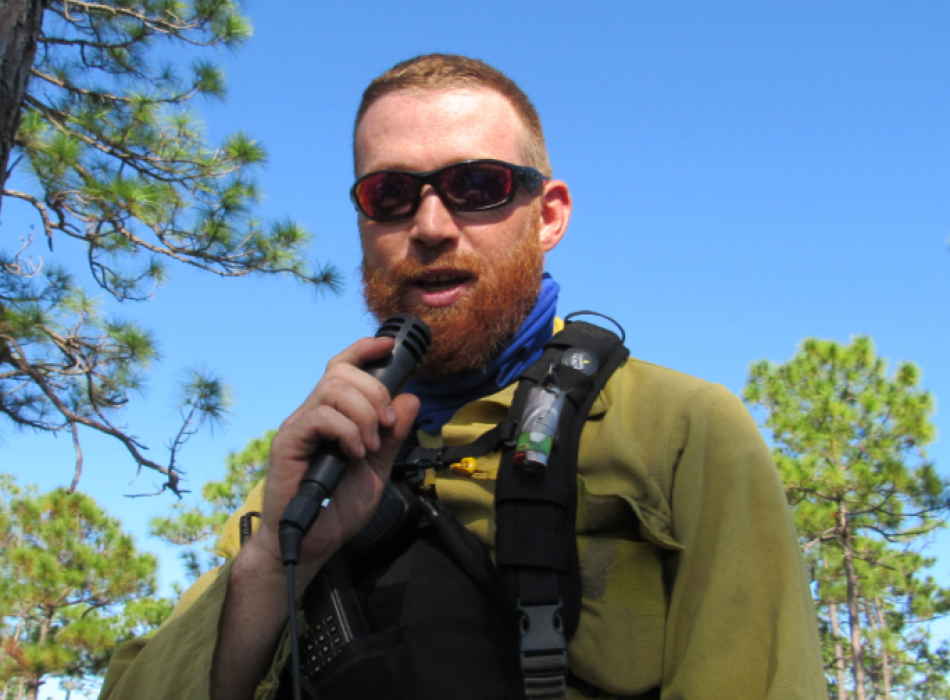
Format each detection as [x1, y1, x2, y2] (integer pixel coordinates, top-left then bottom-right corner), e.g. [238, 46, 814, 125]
[375, 313, 432, 364]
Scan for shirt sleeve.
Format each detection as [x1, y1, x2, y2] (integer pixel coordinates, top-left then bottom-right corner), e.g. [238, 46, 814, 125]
[99, 481, 291, 700]
[99, 562, 230, 700]
[661, 383, 828, 699]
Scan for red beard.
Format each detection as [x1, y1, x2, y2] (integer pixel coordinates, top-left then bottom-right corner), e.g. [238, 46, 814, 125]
[361, 229, 545, 380]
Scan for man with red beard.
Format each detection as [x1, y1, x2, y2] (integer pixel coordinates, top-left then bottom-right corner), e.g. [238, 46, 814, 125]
[101, 55, 827, 700]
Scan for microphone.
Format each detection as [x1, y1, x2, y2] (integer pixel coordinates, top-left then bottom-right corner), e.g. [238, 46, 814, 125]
[278, 314, 431, 566]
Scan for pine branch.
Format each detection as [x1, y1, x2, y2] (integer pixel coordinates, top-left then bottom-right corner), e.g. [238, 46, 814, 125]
[68, 420, 83, 494]
[3, 335, 181, 492]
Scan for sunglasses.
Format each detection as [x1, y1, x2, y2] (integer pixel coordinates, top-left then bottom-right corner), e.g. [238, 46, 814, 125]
[350, 159, 547, 222]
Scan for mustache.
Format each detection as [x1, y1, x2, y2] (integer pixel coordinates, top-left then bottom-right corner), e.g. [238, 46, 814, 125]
[362, 252, 487, 286]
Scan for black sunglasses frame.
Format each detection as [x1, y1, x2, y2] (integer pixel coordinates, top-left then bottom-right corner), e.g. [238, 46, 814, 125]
[350, 159, 548, 222]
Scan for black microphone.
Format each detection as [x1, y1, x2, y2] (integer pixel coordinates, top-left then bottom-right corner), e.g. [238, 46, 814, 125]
[278, 313, 431, 565]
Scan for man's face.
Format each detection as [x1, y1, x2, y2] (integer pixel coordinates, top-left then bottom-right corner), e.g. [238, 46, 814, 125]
[355, 88, 556, 379]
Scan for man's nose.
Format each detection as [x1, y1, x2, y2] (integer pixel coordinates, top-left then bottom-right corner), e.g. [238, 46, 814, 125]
[409, 186, 460, 249]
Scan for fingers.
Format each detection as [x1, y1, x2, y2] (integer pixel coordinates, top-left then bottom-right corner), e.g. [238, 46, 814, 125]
[371, 393, 420, 474]
[308, 377, 382, 456]
[289, 375, 417, 470]
[284, 337, 399, 459]
[327, 335, 399, 418]
[327, 336, 394, 383]
[254, 335, 421, 571]
[264, 335, 405, 509]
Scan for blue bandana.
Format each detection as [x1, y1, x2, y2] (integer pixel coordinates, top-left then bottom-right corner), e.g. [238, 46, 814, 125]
[407, 273, 559, 435]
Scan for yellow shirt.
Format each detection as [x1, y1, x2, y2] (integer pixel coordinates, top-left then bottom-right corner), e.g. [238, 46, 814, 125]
[101, 356, 827, 700]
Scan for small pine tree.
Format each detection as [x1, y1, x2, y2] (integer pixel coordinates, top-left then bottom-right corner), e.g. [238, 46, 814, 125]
[745, 336, 950, 700]
[0, 475, 173, 700]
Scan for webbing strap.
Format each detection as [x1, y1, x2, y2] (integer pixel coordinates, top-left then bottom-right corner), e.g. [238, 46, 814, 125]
[393, 316, 628, 700]
[494, 318, 629, 700]
[496, 527, 572, 571]
[393, 419, 518, 475]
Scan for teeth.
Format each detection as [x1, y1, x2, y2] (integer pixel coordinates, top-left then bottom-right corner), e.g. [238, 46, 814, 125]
[419, 274, 465, 284]
[417, 274, 467, 291]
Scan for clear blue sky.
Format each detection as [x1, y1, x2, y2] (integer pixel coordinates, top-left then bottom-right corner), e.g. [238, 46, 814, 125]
[3, 0, 949, 638]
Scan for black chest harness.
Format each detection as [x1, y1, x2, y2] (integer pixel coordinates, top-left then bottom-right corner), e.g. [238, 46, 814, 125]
[270, 315, 629, 700]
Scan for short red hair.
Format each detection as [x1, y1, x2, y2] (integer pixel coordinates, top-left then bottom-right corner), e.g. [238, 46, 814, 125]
[355, 54, 552, 177]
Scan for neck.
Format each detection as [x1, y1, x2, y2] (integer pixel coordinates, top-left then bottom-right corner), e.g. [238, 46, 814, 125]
[407, 273, 559, 434]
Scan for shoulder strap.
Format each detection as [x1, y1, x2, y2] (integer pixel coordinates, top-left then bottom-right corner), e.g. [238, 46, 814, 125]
[495, 317, 628, 700]
[390, 315, 629, 700]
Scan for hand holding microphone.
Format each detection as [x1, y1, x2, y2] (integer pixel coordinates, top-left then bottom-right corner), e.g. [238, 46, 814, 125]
[277, 314, 431, 566]
[211, 315, 429, 700]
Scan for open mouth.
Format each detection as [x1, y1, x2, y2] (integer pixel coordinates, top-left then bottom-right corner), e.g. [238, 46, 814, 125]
[410, 270, 476, 306]
[414, 272, 473, 291]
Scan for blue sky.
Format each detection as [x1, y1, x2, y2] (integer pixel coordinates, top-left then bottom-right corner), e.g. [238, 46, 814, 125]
[3, 0, 950, 642]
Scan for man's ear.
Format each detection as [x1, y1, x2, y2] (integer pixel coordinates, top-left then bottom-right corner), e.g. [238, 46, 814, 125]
[538, 179, 572, 253]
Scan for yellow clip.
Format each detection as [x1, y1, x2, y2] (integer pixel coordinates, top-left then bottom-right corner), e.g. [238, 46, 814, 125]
[450, 457, 479, 477]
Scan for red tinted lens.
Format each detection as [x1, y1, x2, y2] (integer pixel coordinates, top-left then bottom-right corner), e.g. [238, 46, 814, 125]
[439, 162, 514, 210]
[355, 172, 418, 219]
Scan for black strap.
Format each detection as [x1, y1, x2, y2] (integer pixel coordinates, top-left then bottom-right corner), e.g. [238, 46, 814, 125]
[392, 315, 628, 700]
[393, 419, 519, 475]
[495, 318, 629, 700]
[496, 527, 572, 571]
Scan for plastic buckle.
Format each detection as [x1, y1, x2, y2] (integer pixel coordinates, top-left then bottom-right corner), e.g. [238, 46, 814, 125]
[517, 599, 568, 700]
[394, 446, 445, 473]
[500, 418, 520, 448]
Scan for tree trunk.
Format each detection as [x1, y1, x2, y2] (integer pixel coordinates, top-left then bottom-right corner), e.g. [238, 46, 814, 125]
[2, 617, 24, 700]
[22, 610, 53, 700]
[840, 504, 868, 700]
[830, 601, 849, 700]
[0, 0, 44, 208]
[874, 599, 891, 700]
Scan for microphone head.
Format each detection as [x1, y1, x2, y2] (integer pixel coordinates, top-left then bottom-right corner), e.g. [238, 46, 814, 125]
[365, 314, 432, 394]
[374, 313, 432, 365]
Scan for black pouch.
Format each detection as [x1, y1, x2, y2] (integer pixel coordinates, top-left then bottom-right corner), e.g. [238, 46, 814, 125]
[279, 495, 524, 700]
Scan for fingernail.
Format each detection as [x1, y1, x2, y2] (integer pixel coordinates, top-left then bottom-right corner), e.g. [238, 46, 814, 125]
[386, 405, 397, 424]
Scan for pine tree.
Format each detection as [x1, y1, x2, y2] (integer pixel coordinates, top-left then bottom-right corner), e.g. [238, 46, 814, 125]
[0, 474, 173, 700]
[0, 1, 339, 494]
[744, 336, 950, 699]
[150, 430, 271, 582]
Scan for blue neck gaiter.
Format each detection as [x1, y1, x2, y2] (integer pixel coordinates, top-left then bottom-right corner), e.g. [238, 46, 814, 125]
[407, 273, 559, 435]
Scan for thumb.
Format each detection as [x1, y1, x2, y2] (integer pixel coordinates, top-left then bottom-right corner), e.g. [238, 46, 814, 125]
[377, 392, 420, 467]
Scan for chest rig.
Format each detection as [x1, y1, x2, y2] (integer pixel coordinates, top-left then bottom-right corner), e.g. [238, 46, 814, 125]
[279, 315, 628, 700]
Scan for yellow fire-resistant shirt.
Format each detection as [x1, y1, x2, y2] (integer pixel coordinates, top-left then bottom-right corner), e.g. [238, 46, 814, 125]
[101, 354, 828, 700]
